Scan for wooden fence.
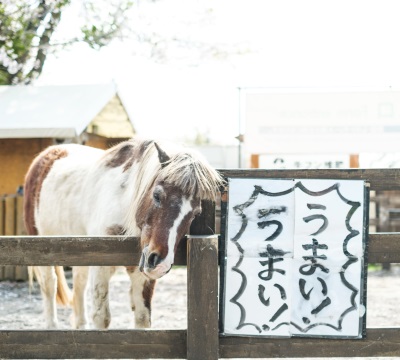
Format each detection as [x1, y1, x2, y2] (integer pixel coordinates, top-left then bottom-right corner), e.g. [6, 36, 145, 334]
[0, 169, 400, 359]
[0, 194, 28, 281]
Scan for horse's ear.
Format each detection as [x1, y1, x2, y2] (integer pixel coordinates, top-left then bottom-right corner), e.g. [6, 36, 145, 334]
[154, 142, 170, 168]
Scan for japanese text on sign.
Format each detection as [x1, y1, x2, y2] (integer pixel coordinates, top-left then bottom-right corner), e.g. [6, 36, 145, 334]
[222, 179, 367, 338]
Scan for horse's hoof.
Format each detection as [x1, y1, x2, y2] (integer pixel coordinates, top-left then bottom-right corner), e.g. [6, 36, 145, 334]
[46, 321, 58, 329]
[92, 314, 111, 329]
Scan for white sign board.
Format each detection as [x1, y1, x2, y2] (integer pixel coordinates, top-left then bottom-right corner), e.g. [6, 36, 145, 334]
[244, 90, 400, 154]
[222, 178, 368, 338]
[259, 154, 350, 169]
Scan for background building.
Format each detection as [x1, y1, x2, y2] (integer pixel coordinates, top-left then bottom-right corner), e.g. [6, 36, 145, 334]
[0, 83, 134, 195]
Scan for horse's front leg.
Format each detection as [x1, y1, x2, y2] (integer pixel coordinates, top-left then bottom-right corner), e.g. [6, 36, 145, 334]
[126, 266, 155, 328]
[89, 266, 115, 329]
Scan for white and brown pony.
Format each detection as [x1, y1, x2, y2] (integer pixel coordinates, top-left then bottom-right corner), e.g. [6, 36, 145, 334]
[23, 138, 223, 329]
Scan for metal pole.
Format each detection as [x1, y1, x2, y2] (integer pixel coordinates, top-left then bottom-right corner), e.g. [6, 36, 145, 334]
[238, 87, 242, 168]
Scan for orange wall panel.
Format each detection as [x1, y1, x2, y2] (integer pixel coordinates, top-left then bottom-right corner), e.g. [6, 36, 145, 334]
[0, 138, 53, 195]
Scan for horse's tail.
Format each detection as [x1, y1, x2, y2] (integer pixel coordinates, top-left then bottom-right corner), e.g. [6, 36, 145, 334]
[55, 266, 72, 306]
[23, 146, 72, 306]
[29, 266, 72, 307]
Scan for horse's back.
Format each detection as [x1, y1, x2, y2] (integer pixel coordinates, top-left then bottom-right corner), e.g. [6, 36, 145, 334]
[24, 144, 104, 236]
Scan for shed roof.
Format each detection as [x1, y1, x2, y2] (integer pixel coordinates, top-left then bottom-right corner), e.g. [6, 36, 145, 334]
[0, 83, 134, 139]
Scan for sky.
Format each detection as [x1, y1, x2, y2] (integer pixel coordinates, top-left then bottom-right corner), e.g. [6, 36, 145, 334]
[36, 0, 400, 145]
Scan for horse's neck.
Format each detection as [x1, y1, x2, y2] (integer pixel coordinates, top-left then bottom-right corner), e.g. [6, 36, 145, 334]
[122, 155, 159, 237]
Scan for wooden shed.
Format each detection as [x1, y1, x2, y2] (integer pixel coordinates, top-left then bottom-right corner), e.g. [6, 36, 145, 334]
[0, 83, 135, 280]
[0, 83, 135, 195]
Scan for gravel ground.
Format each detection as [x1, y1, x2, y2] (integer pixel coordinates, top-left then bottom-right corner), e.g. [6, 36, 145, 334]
[0, 267, 187, 330]
[0, 266, 399, 359]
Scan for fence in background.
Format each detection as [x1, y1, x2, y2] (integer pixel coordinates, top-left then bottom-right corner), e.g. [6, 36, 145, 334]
[0, 194, 28, 281]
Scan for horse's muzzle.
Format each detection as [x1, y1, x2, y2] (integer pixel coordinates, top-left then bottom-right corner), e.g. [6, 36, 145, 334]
[139, 245, 172, 279]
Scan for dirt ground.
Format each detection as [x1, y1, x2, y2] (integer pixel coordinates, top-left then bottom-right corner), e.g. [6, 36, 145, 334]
[0, 267, 187, 330]
[0, 266, 399, 359]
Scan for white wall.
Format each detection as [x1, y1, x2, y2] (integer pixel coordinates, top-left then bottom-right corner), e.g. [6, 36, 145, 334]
[244, 89, 400, 155]
[189, 145, 240, 169]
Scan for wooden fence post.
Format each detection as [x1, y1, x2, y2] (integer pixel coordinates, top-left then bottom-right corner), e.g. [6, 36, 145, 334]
[4, 196, 16, 280]
[187, 234, 219, 360]
[15, 195, 28, 280]
[0, 195, 28, 281]
[187, 199, 219, 360]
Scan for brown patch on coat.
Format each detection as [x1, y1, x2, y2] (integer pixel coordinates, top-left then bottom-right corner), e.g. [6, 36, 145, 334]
[142, 279, 156, 310]
[23, 146, 68, 235]
[103, 139, 154, 172]
[104, 142, 134, 168]
[123, 140, 153, 172]
[105, 224, 126, 235]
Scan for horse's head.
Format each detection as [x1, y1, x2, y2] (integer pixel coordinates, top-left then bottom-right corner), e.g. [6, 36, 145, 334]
[134, 142, 222, 280]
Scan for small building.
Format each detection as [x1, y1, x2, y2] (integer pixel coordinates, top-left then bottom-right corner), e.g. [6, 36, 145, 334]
[241, 88, 400, 169]
[0, 83, 135, 195]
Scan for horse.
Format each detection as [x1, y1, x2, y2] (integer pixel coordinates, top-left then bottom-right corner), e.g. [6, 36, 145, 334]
[23, 138, 223, 329]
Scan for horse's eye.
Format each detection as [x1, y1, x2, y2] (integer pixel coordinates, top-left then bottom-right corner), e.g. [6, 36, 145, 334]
[153, 192, 161, 204]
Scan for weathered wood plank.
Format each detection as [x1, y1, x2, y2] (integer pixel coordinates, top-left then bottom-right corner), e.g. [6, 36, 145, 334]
[187, 235, 219, 360]
[4, 196, 15, 235]
[368, 233, 400, 263]
[188, 198, 219, 359]
[3, 197, 15, 279]
[1, 328, 399, 359]
[219, 328, 400, 358]
[0, 236, 187, 266]
[220, 168, 400, 191]
[15, 195, 25, 236]
[0, 198, 4, 279]
[0, 329, 186, 359]
[0, 197, 4, 235]
[14, 196, 29, 280]
[0, 232, 399, 265]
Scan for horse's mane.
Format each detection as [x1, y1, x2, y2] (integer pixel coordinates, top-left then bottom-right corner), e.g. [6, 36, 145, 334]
[158, 149, 224, 201]
[123, 139, 224, 236]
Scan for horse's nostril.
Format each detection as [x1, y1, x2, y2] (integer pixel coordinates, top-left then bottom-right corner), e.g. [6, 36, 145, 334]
[147, 252, 162, 268]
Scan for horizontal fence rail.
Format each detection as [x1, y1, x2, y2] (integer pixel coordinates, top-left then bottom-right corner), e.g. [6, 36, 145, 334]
[220, 168, 400, 191]
[0, 233, 398, 265]
[219, 328, 400, 358]
[0, 330, 187, 359]
[0, 236, 187, 266]
[1, 328, 399, 359]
